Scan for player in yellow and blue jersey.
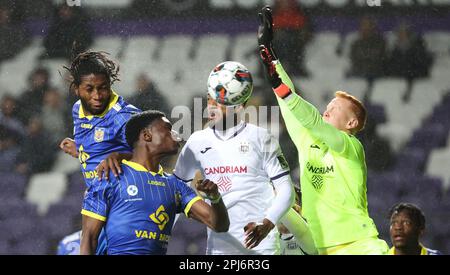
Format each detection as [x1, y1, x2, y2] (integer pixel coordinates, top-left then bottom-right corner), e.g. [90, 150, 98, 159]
[60, 51, 141, 188]
[388, 203, 442, 255]
[80, 110, 229, 255]
[59, 51, 141, 254]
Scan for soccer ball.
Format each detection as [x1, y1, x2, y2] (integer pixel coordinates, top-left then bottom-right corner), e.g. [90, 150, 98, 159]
[207, 61, 253, 106]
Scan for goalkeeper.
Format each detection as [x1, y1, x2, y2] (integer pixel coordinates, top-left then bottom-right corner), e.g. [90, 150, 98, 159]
[257, 6, 389, 255]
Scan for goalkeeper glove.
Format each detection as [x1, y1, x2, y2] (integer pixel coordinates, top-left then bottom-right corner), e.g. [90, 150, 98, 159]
[258, 6, 281, 88]
[258, 6, 292, 99]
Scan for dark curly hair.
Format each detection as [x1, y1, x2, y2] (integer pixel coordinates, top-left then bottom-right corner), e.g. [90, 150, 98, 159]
[64, 50, 120, 89]
[389, 202, 426, 230]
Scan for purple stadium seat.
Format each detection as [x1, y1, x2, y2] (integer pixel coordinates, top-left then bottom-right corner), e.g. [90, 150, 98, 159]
[415, 177, 444, 200]
[3, 217, 41, 241]
[394, 148, 427, 172]
[63, 192, 84, 207]
[0, 224, 9, 242]
[46, 200, 81, 218]
[67, 171, 86, 195]
[0, 147, 21, 174]
[41, 215, 76, 239]
[368, 192, 397, 213]
[407, 124, 447, 150]
[0, 240, 9, 254]
[0, 198, 38, 220]
[392, 176, 443, 207]
[192, 235, 207, 254]
[366, 104, 386, 124]
[367, 172, 405, 197]
[427, 105, 450, 127]
[166, 235, 187, 255]
[9, 236, 49, 255]
[172, 216, 207, 239]
[0, 172, 28, 199]
[428, 210, 450, 237]
[444, 241, 450, 255]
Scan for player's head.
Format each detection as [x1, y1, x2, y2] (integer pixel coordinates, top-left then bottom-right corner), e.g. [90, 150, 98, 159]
[389, 203, 425, 250]
[206, 94, 246, 127]
[206, 61, 252, 128]
[125, 110, 181, 156]
[322, 91, 367, 135]
[65, 50, 119, 116]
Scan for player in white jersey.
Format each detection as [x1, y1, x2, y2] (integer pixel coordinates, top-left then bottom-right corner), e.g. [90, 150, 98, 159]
[173, 61, 298, 255]
[57, 231, 81, 255]
[173, 98, 294, 254]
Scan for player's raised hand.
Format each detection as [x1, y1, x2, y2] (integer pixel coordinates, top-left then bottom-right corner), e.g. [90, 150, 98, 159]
[258, 6, 274, 49]
[258, 6, 278, 61]
[257, 6, 282, 88]
[59, 137, 78, 158]
[244, 218, 275, 249]
[195, 179, 221, 203]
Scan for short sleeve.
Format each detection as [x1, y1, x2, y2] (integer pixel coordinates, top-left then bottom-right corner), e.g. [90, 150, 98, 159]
[115, 108, 141, 150]
[262, 132, 290, 181]
[81, 179, 112, 221]
[173, 137, 200, 182]
[173, 177, 202, 217]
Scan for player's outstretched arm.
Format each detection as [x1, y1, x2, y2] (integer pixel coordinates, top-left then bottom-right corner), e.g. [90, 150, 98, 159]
[257, 6, 306, 148]
[280, 207, 318, 255]
[257, 7, 346, 152]
[258, 6, 285, 93]
[80, 215, 105, 255]
[95, 152, 133, 181]
[59, 137, 79, 158]
[188, 179, 229, 233]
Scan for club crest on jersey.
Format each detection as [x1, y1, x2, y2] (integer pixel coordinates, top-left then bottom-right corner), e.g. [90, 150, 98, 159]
[94, 127, 105, 142]
[216, 176, 232, 193]
[239, 141, 250, 154]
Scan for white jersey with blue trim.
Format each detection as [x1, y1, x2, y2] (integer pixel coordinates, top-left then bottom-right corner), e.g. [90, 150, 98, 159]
[174, 121, 291, 255]
[57, 231, 81, 255]
[280, 233, 306, 255]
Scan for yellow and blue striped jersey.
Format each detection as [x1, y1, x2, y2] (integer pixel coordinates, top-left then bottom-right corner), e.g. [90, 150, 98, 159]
[388, 245, 443, 255]
[81, 160, 202, 255]
[72, 91, 141, 187]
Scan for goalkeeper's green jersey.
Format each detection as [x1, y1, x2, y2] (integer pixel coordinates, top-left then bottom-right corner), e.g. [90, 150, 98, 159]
[275, 62, 379, 248]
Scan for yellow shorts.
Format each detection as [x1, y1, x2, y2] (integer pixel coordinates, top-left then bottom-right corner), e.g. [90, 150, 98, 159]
[318, 237, 389, 255]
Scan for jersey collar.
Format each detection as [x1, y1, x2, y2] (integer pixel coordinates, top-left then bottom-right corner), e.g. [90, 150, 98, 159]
[388, 244, 428, 255]
[122, 159, 164, 176]
[78, 91, 119, 120]
[212, 121, 247, 141]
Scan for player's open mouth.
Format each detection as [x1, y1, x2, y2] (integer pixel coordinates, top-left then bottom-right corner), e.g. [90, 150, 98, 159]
[208, 109, 219, 120]
[393, 235, 404, 241]
[92, 103, 103, 109]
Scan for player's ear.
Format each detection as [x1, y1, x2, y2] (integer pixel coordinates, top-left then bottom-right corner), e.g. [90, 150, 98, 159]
[74, 85, 79, 97]
[347, 117, 358, 132]
[142, 128, 152, 142]
[234, 104, 245, 113]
